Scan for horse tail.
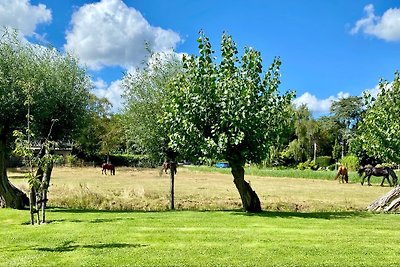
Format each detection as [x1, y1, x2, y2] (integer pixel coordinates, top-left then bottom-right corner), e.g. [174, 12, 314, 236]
[387, 167, 398, 185]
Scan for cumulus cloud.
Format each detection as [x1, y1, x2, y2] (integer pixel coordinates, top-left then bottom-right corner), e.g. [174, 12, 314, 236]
[293, 91, 350, 114]
[0, 0, 51, 36]
[92, 78, 124, 112]
[65, 0, 181, 70]
[351, 4, 400, 41]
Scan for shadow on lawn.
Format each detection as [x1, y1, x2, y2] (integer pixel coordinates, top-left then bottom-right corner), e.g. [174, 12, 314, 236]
[232, 210, 370, 220]
[34, 240, 148, 252]
[45, 207, 370, 221]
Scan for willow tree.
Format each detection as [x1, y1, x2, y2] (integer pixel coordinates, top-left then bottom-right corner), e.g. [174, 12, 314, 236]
[122, 51, 183, 164]
[0, 30, 91, 210]
[162, 32, 294, 212]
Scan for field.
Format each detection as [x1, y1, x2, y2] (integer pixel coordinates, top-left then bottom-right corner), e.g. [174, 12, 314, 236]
[2, 166, 400, 266]
[7, 166, 393, 212]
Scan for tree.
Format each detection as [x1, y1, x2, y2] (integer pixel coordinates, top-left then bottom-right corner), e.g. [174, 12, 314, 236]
[357, 72, 400, 163]
[122, 51, 183, 164]
[0, 30, 91, 210]
[330, 96, 363, 158]
[162, 32, 294, 212]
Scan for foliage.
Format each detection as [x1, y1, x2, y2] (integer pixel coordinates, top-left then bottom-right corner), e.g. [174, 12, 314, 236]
[162, 32, 294, 165]
[330, 96, 364, 157]
[109, 154, 155, 168]
[356, 72, 400, 163]
[297, 160, 319, 170]
[339, 155, 359, 171]
[315, 156, 333, 168]
[122, 51, 183, 163]
[66, 154, 79, 167]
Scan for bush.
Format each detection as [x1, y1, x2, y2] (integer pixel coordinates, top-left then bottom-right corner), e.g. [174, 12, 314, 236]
[297, 160, 319, 170]
[315, 156, 333, 168]
[108, 154, 156, 168]
[66, 154, 79, 167]
[339, 155, 359, 171]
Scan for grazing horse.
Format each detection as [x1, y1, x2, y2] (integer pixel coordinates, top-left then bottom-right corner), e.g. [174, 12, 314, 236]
[160, 161, 177, 176]
[358, 165, 398, 187]
[101, 163, 115, 175]
[334, 165, 348, 183]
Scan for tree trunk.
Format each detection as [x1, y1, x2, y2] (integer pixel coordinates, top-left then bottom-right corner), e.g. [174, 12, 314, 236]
[41, 164, 52, 223]
[230, 163, 262, 213]
[0, 130, 29, 209]
[368, 186, 400, 212]
[168, 160, 176, 210]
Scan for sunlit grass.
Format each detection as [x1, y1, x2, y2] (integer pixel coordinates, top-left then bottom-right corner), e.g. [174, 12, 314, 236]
[7, 166, 393, 212]
[1, 208, 400, 266]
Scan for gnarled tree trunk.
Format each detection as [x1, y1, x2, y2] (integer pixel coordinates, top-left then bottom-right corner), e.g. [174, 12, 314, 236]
[368, 186, 400, 212]
[230, 163, 261, 213]
[0, 131, 29, 209]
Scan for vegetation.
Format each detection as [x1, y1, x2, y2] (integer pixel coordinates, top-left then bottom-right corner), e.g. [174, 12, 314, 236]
[2, 207, 400, 266]
[8, 167, 394, 212]
[0, 30, 91, 209]
[356, 72, 400, 163]
[162, 32, 293, 212]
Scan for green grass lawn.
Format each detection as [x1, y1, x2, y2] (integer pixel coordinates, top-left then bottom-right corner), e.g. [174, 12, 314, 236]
[2, 208, 400, 266]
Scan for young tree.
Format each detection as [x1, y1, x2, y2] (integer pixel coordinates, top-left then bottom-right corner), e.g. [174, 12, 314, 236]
[162, 32, 294, 212]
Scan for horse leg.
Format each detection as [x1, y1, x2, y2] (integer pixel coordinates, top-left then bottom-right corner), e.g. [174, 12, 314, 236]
[384, 175, 392, 187]
[367, 175, 372, 186]
[361, 175, 365, 186]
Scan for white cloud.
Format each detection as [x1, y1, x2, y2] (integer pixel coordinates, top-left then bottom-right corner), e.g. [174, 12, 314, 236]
[351, 4, 400, 41]
[65, 0, 181, 70]
[92, 78, 124, 112]
[293, 91, 350, 114]
[0, 0, 51, 36]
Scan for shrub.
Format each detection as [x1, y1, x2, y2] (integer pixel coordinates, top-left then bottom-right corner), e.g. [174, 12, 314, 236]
[66, 154, 78, 167]
[339, 155, 359, 171]
[315, 156, 333, 168]
[297, 160, 319, 170]
[109, 154, 156, 167]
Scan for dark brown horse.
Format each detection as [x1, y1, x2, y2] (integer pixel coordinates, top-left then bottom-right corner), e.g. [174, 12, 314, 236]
[334, 165, 348, 183]
[102, 163, 115, 175]
[358, 165, 398, 187]
[160, 161, 177, 175]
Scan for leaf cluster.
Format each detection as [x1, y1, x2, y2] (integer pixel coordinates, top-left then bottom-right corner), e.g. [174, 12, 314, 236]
[162, 32, 294, 164]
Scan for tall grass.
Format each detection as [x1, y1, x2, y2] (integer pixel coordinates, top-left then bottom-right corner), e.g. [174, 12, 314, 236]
[7, 166, 394, 212]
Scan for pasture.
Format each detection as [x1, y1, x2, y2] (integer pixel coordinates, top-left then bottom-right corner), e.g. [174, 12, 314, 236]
[2, 166, 400, 266]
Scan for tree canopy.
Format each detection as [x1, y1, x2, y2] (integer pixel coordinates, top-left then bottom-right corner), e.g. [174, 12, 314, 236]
[0, 30, 91, 208]
[162, 32, 294, 212]
[356, 72, 400, 163]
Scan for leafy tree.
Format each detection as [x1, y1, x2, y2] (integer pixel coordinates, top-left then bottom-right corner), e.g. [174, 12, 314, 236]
[356, 72, 400, 163]
[330, 96, 363, 157]
[0, 30, 91, 209]
[162, 32, 293, 212]
[122, 51, 183, 164]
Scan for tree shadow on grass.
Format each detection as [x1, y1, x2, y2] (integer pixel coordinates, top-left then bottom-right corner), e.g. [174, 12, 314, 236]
[231, 210, 371, 220]
[34, 240, 148, 252]
[43, 206, 371, 221]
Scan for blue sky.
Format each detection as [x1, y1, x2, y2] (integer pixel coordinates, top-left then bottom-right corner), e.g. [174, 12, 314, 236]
[2, 0, 400, 116]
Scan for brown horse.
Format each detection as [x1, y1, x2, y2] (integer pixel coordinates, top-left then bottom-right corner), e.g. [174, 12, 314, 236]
[334, 165, 348, 183]
[160, 161, 177, 175]
[101, 163, 115, 175]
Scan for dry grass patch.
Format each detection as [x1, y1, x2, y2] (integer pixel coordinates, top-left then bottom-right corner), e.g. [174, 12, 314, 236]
[7, 166, 390, 212]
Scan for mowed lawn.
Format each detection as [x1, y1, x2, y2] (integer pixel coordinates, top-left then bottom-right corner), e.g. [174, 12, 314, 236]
[2, 167, 400, 266]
